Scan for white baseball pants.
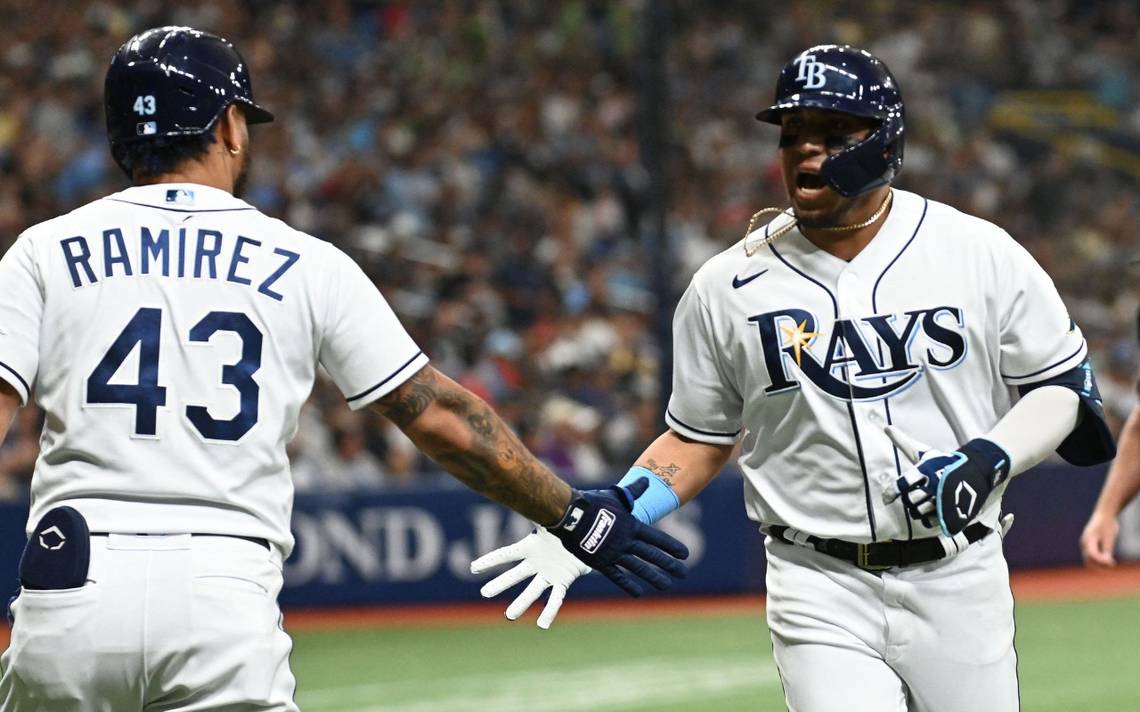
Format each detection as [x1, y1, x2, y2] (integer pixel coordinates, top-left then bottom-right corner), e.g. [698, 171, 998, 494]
[765, 531, 1019, 712]
[0, 534, 298, 711]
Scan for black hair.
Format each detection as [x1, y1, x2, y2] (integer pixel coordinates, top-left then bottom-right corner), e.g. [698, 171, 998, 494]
[111, 131, 217, 182]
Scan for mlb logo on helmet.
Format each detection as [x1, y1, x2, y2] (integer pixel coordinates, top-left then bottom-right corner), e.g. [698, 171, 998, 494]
[793, 53, 828, 89]
[137, 121, 158, 136]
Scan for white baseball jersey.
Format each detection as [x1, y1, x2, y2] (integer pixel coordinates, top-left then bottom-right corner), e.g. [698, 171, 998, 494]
[0, 183, 428, 555]
[667, 188, 1085, 542]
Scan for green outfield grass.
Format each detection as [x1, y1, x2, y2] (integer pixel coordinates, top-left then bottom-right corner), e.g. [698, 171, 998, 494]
[289, 596, 1140, 712]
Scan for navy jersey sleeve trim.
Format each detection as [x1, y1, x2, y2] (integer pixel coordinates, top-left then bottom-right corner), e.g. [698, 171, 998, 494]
[1001, 341, 1085, 381]
[0, 360, 30, 400]
[665, 410, 741, 438]
[106, 198, 256, 214]
[346, 351, 425, 403]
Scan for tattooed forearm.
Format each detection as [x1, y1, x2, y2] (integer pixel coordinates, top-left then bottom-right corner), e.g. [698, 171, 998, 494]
[644, 458, 682, 487]
[373, 366, 440, 428]
[371, 365, 571, 525]
[467, 410, 494, 440]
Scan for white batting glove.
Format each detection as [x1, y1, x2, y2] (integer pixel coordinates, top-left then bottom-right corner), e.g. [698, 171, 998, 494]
[470, 528, 590, 629]
[880, 425, 942, 517]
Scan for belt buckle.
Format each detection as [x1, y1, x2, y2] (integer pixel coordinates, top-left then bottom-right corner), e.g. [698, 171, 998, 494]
[856, 542, 894, 571]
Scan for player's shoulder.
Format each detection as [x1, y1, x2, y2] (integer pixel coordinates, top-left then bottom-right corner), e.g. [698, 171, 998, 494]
[687, 219, 791, 304]
[15, 196, 109, 246]
[251, 212, 339, 256]
[229, 211, 361, 286]
[117, 184, 345, 261]
[911, 190, 1017, 250]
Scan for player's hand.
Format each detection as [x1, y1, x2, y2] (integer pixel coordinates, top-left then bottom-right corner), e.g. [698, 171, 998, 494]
[882, 425, 1011, 537]
[470, 479, 689, 628]
[470, 528, 590, 629]
[1080, 510, 1119, 569]
[545, 478, 689, 597]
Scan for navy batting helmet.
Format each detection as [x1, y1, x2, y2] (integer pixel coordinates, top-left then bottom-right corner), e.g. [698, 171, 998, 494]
[105, 26, 273, 170]
[757, 45, 904, 197]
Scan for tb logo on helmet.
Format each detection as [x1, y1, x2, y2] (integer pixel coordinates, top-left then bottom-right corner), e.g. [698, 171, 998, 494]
[793, 53, 828, 89]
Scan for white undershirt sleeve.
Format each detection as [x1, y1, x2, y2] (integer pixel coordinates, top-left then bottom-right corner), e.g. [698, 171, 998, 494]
[985, 385, 1079, 476]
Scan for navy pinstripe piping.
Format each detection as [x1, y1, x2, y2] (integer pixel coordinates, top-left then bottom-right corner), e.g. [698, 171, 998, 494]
[769, 243, 878, 540]
[768, 243, 839, 314]
[346, 351, 425, 403]
[0, 360, 29, 395]
[666, 409, 741, 438]
[870, 197, 928, 541]
[106, 198, 257, 214]
[871, 198, 928, 307]
[1000, 341, 1085, 381]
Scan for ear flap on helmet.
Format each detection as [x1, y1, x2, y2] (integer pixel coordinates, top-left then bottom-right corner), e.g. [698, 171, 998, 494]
[821, 114, 904, 197]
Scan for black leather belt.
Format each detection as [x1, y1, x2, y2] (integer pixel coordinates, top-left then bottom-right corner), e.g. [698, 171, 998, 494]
[90, 532, 270, 550]
[768, 521, 991, 571]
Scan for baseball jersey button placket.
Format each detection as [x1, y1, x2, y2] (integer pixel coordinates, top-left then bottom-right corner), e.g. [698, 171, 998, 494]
[836, 271, 865, 316]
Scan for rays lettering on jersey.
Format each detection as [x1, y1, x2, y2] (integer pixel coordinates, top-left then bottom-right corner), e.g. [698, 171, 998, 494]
[748, 307, 966, 401]
[59, 228, 300, 302]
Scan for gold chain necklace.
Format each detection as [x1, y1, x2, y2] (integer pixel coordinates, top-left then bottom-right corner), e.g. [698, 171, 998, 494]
[743, 189, 893, 257]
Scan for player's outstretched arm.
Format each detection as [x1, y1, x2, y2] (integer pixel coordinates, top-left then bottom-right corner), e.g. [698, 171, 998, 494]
[372, 365, 689, 610]
[1082, 404, 1140, 568]
[371, 364, 571, 525]
[472, 428, 732, 628]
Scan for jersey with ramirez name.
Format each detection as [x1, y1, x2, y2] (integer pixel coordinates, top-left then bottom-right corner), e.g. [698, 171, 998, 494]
[0, 184, 428, 555]
[667, 189, 1087, 542]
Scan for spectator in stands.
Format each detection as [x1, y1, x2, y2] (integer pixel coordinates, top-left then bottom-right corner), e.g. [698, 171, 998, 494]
[1, 1, 1136, 492]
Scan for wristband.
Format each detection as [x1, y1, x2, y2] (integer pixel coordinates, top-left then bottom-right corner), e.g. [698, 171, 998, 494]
[617, 466, 681, 524]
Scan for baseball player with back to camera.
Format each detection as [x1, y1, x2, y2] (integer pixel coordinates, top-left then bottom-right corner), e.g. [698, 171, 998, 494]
[473, 45, 1116, 711]
[0, 26, 689, 711]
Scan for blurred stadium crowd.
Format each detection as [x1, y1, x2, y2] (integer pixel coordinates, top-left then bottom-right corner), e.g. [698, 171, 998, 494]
[0, 0, 1137, 497]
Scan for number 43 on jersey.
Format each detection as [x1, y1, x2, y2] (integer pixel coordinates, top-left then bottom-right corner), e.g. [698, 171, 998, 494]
[86, 307, 262, 441]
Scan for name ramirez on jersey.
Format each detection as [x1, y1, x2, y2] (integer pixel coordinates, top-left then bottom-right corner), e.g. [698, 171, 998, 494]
[59, 223, 299, 302]
[0, 184, 429, 555]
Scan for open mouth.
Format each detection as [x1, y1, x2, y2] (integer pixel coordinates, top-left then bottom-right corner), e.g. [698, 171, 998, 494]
[796, 172, 828, 190]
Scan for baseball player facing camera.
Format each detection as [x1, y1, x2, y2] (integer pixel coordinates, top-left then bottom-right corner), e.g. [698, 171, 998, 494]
[474, 45, 1115, 711]
[0, 27, 688, 710]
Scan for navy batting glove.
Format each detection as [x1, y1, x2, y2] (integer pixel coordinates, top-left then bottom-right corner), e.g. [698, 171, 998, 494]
[884, 426, 1011, 537]
[547, 477, 689, 597]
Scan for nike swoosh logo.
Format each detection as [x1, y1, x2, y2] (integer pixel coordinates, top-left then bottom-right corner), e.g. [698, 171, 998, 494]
[732, 269, 768, 289]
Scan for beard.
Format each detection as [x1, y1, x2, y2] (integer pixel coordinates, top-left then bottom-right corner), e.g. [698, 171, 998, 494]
[790, 189, 879, 229]
[792, 198, 855, 228]
[233, 149, 251, 198]
[795, 206, 849, 228]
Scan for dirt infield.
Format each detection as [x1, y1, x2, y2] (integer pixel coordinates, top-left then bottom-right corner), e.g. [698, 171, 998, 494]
[1009, 561, 1140, 601]
[281, 562, 1140, 632]
[1, 564, 1138, 648]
